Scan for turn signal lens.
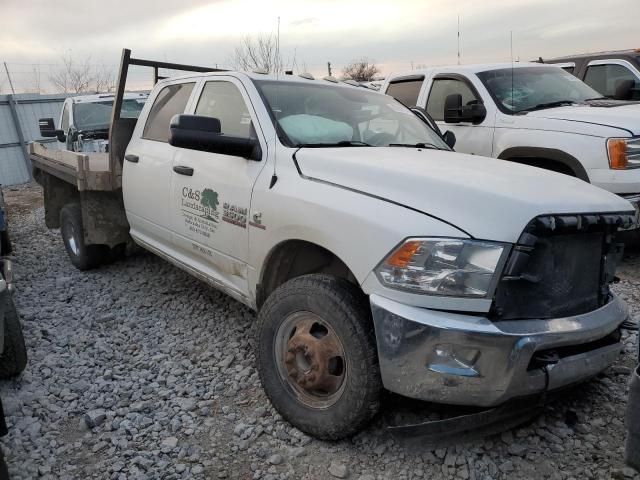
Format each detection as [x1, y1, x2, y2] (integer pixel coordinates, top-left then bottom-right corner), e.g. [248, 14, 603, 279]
[608, 138, 628, 169]
[385, 240, 422, 268]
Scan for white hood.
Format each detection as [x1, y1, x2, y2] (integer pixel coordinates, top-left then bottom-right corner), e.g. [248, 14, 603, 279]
[528, 103, 640, 135]
[295, 147, 634, 243]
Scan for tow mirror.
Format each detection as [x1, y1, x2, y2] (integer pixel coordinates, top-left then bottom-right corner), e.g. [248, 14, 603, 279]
[442, 130, 456, 149]
[38, 117, 66, 142]
[614, 79, 634, 100]
[169, 114, 261, 161]
[444, 94, 486, 124]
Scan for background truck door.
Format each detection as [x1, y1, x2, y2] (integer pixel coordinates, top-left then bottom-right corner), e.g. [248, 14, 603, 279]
[423, 75, 495, 157]
[123, 81, 196, 250]
[170, 77, 266, 298]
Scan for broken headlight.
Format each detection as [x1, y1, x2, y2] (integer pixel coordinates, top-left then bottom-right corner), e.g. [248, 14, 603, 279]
[376, 238, 507, 297]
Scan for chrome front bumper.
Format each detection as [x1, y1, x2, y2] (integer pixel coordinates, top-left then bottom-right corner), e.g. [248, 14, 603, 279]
[371, 294, 628, 406]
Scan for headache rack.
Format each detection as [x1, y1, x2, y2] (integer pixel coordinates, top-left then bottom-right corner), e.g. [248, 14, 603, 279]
[107, 49, 227, 190]
[489, 212, 636, 321]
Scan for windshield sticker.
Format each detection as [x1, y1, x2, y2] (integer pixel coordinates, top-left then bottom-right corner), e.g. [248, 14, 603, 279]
[222, 202, 248, 228]
[181, 187, 220, 238]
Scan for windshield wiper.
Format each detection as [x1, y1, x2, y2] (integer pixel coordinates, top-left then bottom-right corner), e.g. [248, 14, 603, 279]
[517, 100, 576, 113]
[296, 140, 373, 148]
[388, 142, 441, 150]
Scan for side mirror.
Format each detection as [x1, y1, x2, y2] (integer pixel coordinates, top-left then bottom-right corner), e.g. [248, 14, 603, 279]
[169, 114, 261, 161]
[38, 117, 66, 142]
[614, 79, 634, 100]
[443, 94, 487, 124]
[442, 130, 456, 149]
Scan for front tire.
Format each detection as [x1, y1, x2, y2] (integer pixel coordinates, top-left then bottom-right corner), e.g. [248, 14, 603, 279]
[0, 296, 27, 378]
[60, 204, 108, 271]
[256, 274, 381, 440]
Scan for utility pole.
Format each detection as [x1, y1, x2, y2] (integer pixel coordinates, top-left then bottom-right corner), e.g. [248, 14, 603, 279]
[327, 62, 332, 77]
[457, 15, 461, 65]
[3, 62, 32, 181]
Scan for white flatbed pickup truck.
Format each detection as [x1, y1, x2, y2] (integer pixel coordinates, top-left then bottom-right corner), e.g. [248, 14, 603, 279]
[30, 50, 636, 440]
[381, 63, 640, 219]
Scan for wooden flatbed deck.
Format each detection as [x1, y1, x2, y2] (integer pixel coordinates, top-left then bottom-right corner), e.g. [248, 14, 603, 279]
[29, 143, 118, 192]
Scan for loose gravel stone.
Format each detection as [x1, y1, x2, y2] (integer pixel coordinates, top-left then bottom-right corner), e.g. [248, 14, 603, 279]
[0, 182, 639, 480]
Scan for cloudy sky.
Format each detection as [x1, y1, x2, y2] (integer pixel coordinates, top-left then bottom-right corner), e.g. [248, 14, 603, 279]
[1, 0, 638, 93]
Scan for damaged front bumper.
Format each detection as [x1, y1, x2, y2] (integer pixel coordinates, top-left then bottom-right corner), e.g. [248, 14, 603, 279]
[371, 293, 628, 406]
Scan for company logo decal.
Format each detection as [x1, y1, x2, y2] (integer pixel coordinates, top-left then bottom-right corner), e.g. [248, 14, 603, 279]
[181, 187, 220, 238]
[249, 211, 266, 230]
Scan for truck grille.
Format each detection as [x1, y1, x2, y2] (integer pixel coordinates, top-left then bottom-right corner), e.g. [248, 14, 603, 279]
[490, 212, 634, 321]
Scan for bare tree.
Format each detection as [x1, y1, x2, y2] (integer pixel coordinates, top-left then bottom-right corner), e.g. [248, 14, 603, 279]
[94, 65, 115, 93]
[233, 34, 282, 73]
[49, 53, 94, 93]
[342, 58, 380, 82]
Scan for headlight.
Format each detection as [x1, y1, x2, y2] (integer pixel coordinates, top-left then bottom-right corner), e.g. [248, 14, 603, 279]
[376, 238, 506, 297]
[608, 137, 640, 170]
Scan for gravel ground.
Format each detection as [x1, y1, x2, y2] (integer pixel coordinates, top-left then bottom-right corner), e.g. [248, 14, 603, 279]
[1, 182, 639, 480]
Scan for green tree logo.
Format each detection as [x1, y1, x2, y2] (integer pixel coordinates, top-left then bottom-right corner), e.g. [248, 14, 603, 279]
[200, 188, 219, 221]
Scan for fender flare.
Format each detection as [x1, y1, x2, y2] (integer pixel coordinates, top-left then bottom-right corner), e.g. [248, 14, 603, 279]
[497, 147, 590, 182]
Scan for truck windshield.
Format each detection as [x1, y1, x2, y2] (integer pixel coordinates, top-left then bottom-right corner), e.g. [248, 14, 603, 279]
[477, 66, 602, 114]
[254, 80, 449, 149]
[73, 98, 146, 131]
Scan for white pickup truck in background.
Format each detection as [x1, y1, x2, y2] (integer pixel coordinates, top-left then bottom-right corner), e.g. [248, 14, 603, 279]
[381, 63, 640, 215]
[39, 92, 148, 153]
[29, 50, 637, 440]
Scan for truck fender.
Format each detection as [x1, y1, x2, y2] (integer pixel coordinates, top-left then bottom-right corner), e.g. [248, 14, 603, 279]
[497, 147, 590, 182]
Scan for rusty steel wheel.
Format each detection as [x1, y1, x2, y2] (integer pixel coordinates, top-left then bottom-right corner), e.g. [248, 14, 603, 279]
[257, 274, 382, 440]
[275, 311, 347, 409]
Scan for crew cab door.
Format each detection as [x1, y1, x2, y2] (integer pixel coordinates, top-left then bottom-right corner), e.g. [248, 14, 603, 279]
[170, 77, 267, 299]
[123, 80, 197, 250]
[422, 74, 495, 157]
[582, 60, 640, 100]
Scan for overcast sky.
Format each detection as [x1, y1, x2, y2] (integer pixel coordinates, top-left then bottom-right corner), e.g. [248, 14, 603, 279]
[1, 0, 638, 93]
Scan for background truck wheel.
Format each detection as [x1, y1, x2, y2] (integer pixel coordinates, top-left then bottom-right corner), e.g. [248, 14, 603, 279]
[60, 204, 108, 271]
[0, 296, 27, 378]
[256, 274, 382, 440]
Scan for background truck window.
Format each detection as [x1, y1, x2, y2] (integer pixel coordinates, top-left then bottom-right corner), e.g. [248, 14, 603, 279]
[426, 78, 478, 121]
[584, 64, 639, 99]
[195, 81, 255, 139]
[142, 83, 195, 142]
[386, 79, 424, 107]
[61, 104, 70, 131]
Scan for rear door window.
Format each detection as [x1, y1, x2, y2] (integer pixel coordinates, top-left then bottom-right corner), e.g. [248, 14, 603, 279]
[426, 78, 479, 121]
[584, 64, 640, 99]
[386, 78, 424, 107]
[143, 83, 195, 142]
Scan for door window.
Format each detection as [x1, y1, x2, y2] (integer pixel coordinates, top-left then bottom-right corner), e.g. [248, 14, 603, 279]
[195, 81, 255, 139]
[584, 64, 640, 99]
[426, 78, 479, 121]
[143, 83, 195, 142]
[386, 78, 424, 107]
[61, 104, 70, 131]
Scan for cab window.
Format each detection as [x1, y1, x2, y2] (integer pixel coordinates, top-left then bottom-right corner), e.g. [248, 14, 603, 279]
[195, 81, 255, 139]
[386, 78, 424, 107]
[426, 78, 479, 121]
[143, 83, 195, 142]
[584, 64, 640, 99]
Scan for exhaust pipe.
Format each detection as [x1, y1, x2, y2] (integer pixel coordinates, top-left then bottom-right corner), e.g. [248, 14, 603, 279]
[627, 363, 640, 471]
